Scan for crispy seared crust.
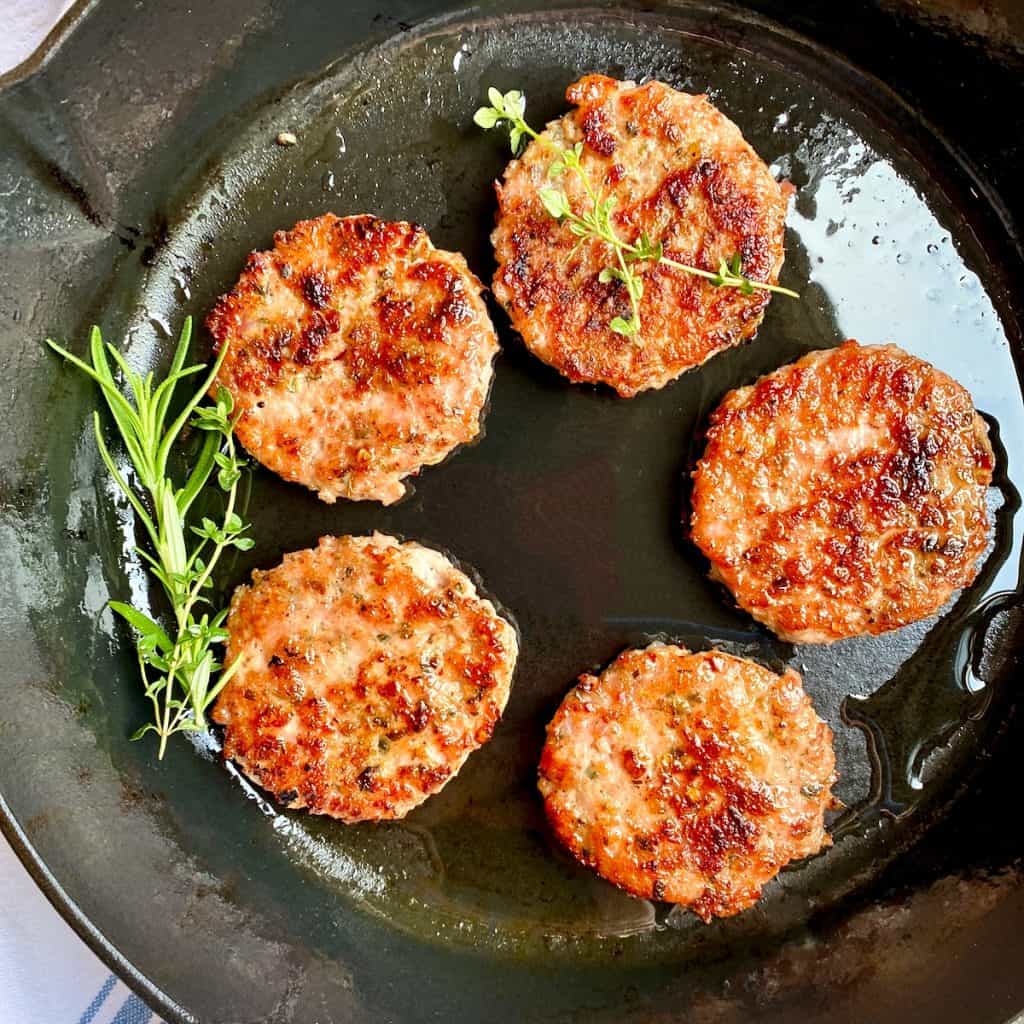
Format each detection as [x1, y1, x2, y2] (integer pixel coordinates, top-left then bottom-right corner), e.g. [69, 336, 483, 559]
[491, 75, 789, 397]
[214, 534, 518, 822]
[690, 341, 995, 643]
[206, 214, 499, 504]
[539, 645, 836, 920]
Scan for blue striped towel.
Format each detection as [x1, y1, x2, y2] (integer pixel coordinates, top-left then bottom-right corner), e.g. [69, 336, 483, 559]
[1, 835, 163, 1024]
[77, 975, 161, 1024]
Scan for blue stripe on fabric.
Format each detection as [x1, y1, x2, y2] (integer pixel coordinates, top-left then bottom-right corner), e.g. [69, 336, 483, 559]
[78, 974, 117, 1024]
[108, 992, 154, 1024]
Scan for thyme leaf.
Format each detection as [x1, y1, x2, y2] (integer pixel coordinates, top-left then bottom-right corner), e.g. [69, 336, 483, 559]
[475, 87, 799, 341]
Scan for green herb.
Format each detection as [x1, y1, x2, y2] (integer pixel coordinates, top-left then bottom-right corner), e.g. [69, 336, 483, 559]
[474, 87, 799, 340]
[47, 319, 252, 759]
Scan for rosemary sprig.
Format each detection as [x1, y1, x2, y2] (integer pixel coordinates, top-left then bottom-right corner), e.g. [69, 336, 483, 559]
[475, 87, 799, 339]
[47, 319, 252, 759]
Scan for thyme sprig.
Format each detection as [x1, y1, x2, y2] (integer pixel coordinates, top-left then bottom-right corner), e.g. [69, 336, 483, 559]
[47, 319, 252, 759]
[475, 87, 798, 339]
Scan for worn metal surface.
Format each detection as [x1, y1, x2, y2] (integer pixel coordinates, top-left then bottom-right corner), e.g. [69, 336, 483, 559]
[0, 1, 1022, 1021]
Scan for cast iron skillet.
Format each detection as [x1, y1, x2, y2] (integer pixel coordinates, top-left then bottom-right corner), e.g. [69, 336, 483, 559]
[1, 1, 1022, 1021]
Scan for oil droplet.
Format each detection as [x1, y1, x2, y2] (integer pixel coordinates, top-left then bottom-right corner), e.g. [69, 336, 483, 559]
[896, 252, 908, 265]
[171, 270, 191, 301]
[872, 235, 882, 244]
[927, 242, 939, 254]
[149, 316, 172, 338]
[322, 170, 336, 191]
[452, 43, 471, 72]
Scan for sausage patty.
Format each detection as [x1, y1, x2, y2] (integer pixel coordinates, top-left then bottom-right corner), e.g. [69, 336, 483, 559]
[491, 74, 790, 397]
[214, 533, 518, 821]
[538, 644, 835, 920]
[690, 342, 995, 643]
[206, 214, 499, 504]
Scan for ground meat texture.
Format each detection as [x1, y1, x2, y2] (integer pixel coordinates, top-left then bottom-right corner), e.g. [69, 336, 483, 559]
[690, 342, 995, 643]
[538, 645, 836, 921]
[214, 533, 518, 821]
[206, 214, 499, 504]
[491, 75, 790, 397]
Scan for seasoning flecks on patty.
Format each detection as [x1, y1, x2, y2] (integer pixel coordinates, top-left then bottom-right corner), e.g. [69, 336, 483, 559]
[690, 341, 995, 643]
[214, 533, 518, 822]
[491, 74, 790, 397]
[206, 214, 499, 504]
[539, 644, 836, 920]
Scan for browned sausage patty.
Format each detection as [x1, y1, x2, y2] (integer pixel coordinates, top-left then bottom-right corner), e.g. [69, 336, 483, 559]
[539, 645, 835, 920]
[492, 74, 790, 397]
[690, 342, 995, 643]
[206, 214, 499, 504]
[214, 533, 518, 821]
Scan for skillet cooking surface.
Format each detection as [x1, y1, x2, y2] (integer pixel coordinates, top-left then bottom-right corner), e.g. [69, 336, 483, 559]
[1, 2, 1022, 1021]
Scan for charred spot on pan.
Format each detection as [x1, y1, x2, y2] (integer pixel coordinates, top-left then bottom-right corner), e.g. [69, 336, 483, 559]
[45, 161, 106, 227]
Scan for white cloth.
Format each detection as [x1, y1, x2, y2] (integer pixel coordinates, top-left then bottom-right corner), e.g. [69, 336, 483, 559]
[1, 835, 160, 1023]
[0, 0, 75, 76]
